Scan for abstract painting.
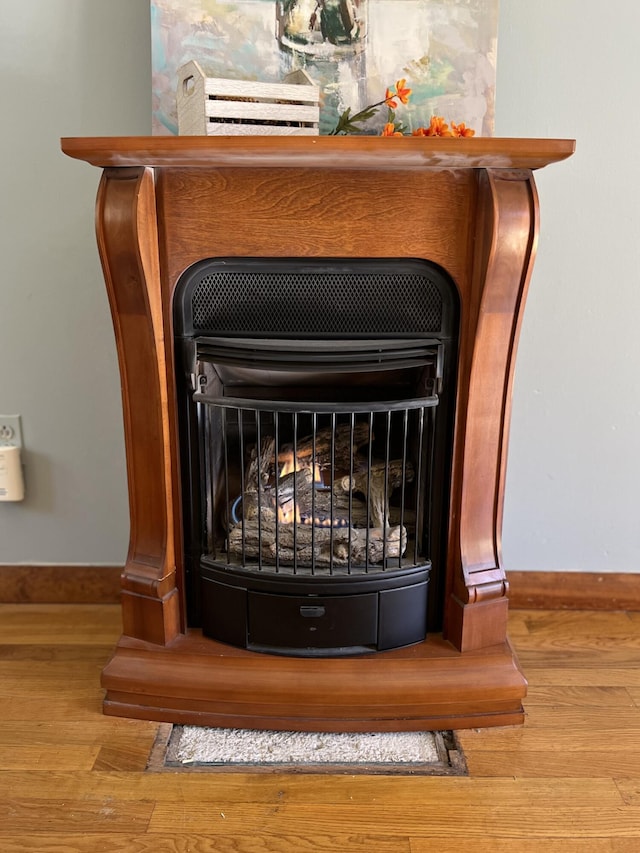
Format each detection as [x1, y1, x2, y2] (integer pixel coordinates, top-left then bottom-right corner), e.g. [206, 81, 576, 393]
[151, 0, 499, 136]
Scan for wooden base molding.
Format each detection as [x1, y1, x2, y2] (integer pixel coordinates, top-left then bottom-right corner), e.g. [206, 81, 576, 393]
[508, 570, 640, 611]
[5, 565, 639, 612]
[0, 565, 121, 604]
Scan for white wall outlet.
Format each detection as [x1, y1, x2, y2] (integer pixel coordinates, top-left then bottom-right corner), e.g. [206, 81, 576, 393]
[0, 415, 23, 448]
[0, 446, 25, 501]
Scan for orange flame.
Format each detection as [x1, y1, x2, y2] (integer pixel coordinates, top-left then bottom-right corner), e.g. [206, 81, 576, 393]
[278, 450, 322, 484]
[275, 450, 322, 523]
[277, 498, 301, 525]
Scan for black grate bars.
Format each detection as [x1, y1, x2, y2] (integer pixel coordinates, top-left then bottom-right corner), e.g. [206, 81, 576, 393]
[204, 402, 436, 577]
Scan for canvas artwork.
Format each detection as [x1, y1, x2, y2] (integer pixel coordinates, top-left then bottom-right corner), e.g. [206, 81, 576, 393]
[151, 0, 499, 137]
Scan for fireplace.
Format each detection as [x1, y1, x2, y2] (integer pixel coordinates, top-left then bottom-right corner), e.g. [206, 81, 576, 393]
[61, 135, 574, 730]
[174, 257, 458, 653]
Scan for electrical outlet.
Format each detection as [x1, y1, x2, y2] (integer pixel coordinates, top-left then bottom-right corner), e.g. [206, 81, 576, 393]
[0, 415, 23, 448]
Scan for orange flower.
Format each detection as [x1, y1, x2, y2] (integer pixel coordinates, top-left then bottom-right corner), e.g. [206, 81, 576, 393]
[451, 121, 475, 138]
[394, 78, 412, 105]
[384, 79, 412, 109]
[424, 116, 453, 137]
[381, 122, 403, 137]
[412, 127, 427, 136]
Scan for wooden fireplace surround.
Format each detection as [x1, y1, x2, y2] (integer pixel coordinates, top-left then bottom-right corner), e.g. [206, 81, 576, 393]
[62, 135, 574, 731]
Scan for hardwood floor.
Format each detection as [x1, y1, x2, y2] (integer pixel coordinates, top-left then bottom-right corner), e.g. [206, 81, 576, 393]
[1, 604, 639, 851]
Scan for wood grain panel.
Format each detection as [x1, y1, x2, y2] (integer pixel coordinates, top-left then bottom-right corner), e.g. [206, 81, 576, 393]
[0, 799, 154, 834]
[0, 603, 121, 643]
[411, 841, 621, 853]
[156, 167, 474, 292]
[146, 802, 640, 838]
[0, 771, 619, 806]
[522, 685, 635, 708]
[0, 836, 411, 853]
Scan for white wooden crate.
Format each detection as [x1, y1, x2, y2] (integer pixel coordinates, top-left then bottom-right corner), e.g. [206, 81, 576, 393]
[176, 60, 320, 137]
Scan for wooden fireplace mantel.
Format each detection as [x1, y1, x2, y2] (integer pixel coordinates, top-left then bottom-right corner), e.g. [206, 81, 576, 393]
[62, 135, 574, 731]
[62, 134, 573, 170]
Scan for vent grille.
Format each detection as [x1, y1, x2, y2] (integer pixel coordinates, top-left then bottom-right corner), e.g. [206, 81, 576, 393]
[190, 271, 444, 336]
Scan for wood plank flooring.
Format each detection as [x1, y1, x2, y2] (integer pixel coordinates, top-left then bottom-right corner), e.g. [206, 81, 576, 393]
[1, 604, 640, 851]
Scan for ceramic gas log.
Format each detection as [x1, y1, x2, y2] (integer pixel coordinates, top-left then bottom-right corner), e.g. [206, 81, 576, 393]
[226, 422, 415, 567]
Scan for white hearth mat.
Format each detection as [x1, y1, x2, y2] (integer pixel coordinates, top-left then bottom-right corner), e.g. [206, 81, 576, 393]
[149, 724, 467, 775]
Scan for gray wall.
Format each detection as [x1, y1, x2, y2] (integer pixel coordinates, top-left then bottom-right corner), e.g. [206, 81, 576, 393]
[0, 0, 149, 564]
[497, 1, 640, 572]
[1, 1, 638, 573]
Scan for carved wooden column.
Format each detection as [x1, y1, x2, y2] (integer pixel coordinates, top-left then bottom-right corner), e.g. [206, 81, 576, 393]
[445, 168, 540, 651]
[96, 166, 181, 645]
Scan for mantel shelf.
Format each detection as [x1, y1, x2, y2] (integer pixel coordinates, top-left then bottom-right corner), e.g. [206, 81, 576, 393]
[61, 135, 575, 171]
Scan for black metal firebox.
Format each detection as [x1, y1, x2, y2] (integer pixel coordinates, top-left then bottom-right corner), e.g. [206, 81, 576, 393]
[174, 258, 458, 655]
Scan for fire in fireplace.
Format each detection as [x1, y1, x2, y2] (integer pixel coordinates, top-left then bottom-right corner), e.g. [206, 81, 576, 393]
[174, 257, 458, 654]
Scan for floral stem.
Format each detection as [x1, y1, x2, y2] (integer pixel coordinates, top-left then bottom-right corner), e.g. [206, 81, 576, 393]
[329, 98, 394, 136]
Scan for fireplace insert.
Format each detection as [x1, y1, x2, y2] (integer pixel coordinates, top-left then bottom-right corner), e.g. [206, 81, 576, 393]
[174, 258, 458, 655]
